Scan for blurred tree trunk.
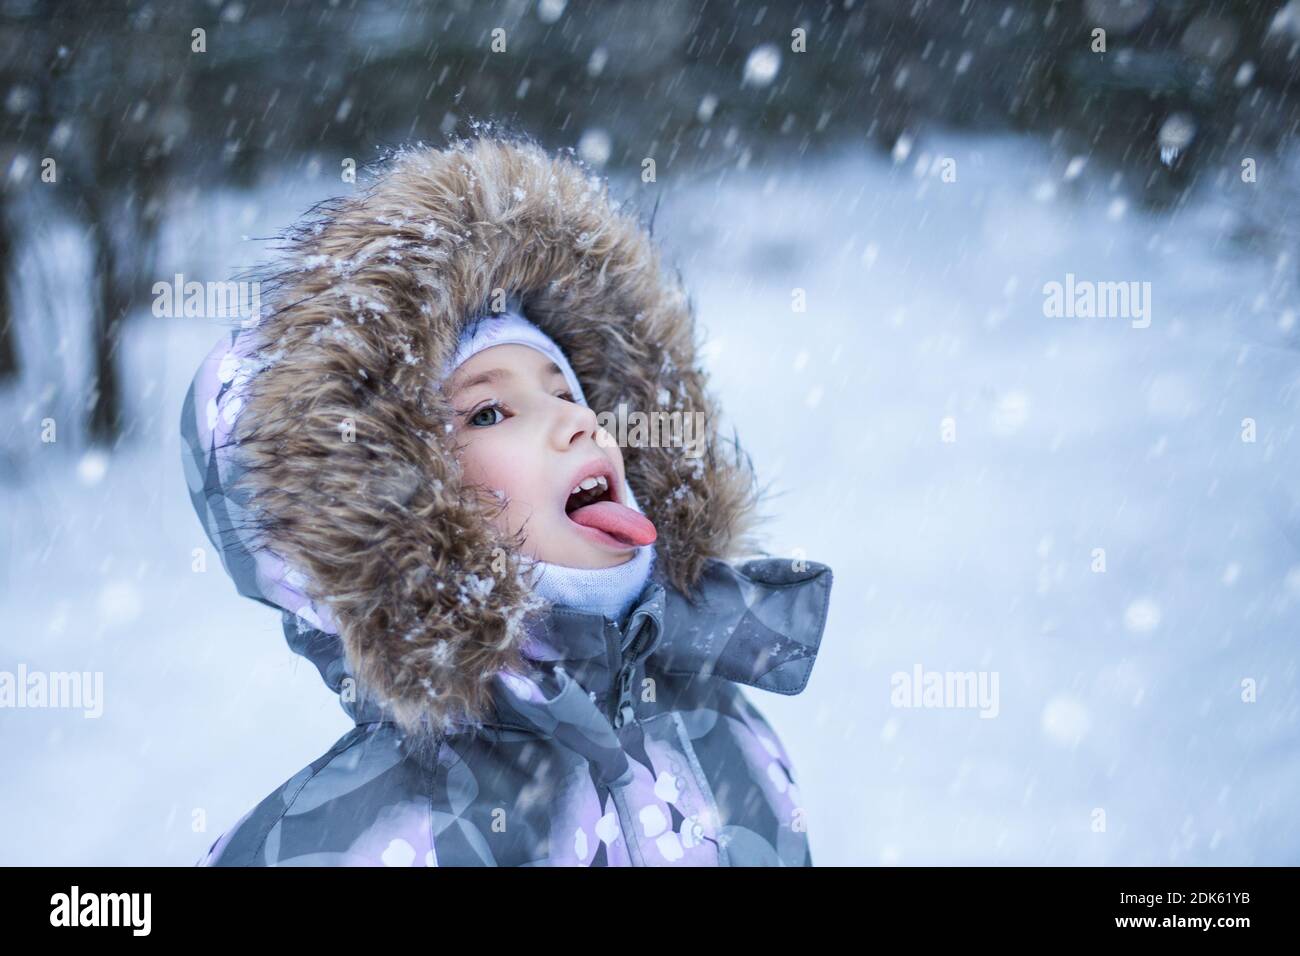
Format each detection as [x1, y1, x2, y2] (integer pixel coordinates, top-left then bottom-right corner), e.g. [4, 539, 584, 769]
[74, 61, 168, 447]
[0, 200, 16, 382]
[84, 186, 125, 445]
[81, 109, 128, 446]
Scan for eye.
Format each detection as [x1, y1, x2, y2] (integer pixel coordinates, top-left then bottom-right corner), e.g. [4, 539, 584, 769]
[555, 390, 576, 402]
[468, 403, 505, 427]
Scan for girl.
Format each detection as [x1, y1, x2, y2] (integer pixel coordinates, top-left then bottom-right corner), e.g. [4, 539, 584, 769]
[181, 132, 832, 866]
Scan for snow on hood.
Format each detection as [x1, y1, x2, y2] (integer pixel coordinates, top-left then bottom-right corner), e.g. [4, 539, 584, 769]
[178, 130, 761, 742]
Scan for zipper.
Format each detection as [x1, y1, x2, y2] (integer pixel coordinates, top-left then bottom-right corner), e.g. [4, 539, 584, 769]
[605, 596, 664, 864]
[607, 619, 643, 862]
[612, 661, 637, 729]
[610, 610, 656, 730]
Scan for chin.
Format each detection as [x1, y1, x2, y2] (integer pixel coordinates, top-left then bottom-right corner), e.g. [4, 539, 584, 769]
[583, 549, 637, 569]
[538, 531, 636, 569]
[565, 547, 636, 570]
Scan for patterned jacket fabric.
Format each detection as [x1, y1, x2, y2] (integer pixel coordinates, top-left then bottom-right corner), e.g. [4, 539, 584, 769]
[189, 556, 831, 866]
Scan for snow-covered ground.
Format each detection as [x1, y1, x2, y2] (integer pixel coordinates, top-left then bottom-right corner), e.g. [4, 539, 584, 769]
[2, 131, 1298, 865]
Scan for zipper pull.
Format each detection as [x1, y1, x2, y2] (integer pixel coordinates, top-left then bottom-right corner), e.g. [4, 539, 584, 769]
[612, 662, 637, 729]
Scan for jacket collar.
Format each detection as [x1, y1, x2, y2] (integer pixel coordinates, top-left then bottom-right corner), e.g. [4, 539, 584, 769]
[510, 573, 668, 710]
[281, 557, 832, 733]
[484, 556, 832, 736]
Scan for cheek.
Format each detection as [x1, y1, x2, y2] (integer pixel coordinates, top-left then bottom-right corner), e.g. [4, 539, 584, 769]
[457, 432, 544, 513]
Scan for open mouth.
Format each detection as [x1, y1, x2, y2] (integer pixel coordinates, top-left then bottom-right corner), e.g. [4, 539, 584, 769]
[564, 472, 615, 516]
[561, 461, 657, 549]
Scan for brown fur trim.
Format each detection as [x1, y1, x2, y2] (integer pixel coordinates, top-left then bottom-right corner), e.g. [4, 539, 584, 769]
[231, 131, 760, 741]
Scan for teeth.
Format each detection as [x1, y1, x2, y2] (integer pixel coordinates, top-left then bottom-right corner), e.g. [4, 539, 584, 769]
[570, 475, 610, 497]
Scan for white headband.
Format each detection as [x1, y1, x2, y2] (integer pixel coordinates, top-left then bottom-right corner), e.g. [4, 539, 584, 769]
[444, 300, 587, 406]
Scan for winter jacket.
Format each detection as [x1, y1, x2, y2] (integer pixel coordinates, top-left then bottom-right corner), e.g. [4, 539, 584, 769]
[180, 132, 833, 866]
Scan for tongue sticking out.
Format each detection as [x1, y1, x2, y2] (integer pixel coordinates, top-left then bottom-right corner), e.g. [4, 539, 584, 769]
[568, 500, 657, 547]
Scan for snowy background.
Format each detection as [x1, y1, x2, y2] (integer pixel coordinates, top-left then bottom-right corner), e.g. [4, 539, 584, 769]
[2, 126, 1298, 865]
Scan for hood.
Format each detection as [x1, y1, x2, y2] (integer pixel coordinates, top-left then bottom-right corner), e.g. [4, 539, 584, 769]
[180, 131, 762, 743]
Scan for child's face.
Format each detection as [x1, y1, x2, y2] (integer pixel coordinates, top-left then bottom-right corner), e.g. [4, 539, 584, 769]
[445, 344, 638, 569]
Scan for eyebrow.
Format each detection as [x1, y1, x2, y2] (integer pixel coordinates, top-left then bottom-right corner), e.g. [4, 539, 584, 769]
[449, 361, 567, 394]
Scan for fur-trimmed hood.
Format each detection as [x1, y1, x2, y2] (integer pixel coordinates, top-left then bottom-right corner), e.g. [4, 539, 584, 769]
[181, 132, 762, 743]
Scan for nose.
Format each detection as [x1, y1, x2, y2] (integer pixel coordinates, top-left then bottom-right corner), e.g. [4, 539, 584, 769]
[551, 396, 601, 450]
